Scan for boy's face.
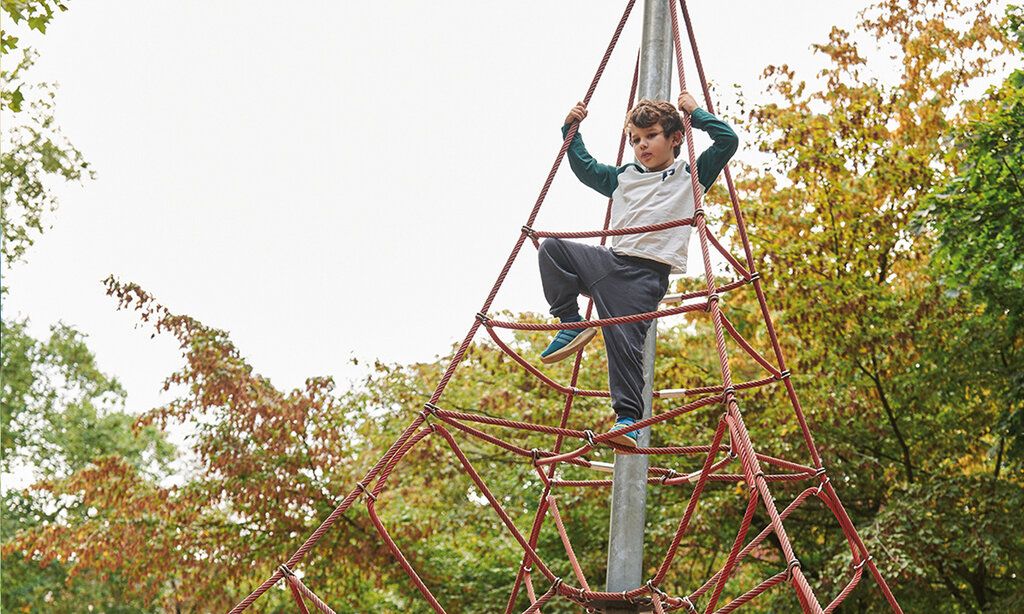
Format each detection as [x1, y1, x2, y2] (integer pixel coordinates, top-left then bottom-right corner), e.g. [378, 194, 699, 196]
[628, 123, 682, 172]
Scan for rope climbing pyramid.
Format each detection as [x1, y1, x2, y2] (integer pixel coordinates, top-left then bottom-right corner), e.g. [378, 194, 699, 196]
[229, 1, 904, 612]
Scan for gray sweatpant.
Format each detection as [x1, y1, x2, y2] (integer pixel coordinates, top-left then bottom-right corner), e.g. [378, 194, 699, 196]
[537, 238, 670, 422]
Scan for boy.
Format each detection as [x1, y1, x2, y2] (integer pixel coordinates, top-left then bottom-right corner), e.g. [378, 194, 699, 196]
[537, 91, 738, 449]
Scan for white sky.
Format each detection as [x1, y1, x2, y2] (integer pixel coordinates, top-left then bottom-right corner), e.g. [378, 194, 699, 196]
[4, 1, 995, 421]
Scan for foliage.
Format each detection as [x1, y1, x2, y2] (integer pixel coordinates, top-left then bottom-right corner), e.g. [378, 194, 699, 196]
[0, 316, 173, 476]
[922, 4, 1024, 466]
[1, 0, 90, 265]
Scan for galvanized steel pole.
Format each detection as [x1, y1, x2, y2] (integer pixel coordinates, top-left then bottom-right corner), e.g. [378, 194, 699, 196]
[604, 1, 672, 612]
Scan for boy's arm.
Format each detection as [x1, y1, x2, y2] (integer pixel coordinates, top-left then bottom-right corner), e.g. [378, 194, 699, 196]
[690, 108, 739, 192]
[560, 124, 620, 198]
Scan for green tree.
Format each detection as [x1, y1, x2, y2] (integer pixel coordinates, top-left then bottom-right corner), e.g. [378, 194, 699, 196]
[923, 5, 1024, 468]
[721, 0, 1024, 610]
[1, 0, 91, 265]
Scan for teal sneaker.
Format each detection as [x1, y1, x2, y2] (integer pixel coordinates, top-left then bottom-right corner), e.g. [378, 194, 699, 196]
[540, 325, 597, 364]
[608, 417, 639, 450]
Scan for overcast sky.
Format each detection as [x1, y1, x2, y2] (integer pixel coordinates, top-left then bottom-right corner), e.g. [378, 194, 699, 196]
[5, 1, 1003, 422]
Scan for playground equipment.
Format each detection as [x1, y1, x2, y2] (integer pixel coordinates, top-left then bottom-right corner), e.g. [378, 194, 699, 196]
[229, 1, 904, 612]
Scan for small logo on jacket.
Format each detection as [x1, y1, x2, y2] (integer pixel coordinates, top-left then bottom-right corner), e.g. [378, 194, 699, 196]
[661, 168, 675, 182]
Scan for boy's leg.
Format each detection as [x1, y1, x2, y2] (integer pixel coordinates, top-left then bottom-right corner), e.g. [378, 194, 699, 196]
[537, 239, 620, 363]
[591, 257, 670, 441]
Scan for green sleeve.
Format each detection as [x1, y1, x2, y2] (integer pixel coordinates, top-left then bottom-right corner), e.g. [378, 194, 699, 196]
[560, 124, 621, 198]
[689, 108, 739, 192]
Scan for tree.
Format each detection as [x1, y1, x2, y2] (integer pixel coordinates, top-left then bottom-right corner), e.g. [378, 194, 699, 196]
[720, 0, 1024, 610]
[2, 2, 176, 610]
[1, 0, 92, 265]
[923, 5, 1024, 469]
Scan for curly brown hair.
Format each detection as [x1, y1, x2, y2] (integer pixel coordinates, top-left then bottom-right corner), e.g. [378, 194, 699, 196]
[624, 99, 683, 156]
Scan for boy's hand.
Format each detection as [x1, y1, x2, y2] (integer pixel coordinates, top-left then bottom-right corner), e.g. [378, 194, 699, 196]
[564, 102, 588, 125]
[677, 91, 699, 114]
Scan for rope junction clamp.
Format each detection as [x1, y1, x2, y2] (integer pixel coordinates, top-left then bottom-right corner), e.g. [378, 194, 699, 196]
[475, 312, 490, 325]
[853, 555, 874, 571]
[816, 477, 831, 495]
[646, 580, 669, 600]
[691, 208, 706, 225]
[705, 293, 721, 312]
[583, 430, 597, 447]
[681, 595, 698, 613]
[748, 271, 761, 282]
[355, 482, 377, 502]
[661, 469, 681, 484]
[278, 564, 295, 578]
[421, 403, 439, 426]
[787, 558, 802, 580]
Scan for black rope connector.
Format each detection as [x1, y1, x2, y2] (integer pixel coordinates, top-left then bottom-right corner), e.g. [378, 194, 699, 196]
[853, 555, 874, 571]
[621, 590, 634, 604]
[475, 312, 491, 325]
[551, 577, 564, 593]
[646, 580, 668, 599]
[816, 477, 831, 495]
[661, 469, 681, 484]
[421, 403, 439, 424]
[521, 225, 537, 239]
[355, 482, 378, 502]
[522, 565, 533, 574]
[787, 558, 802, 580]
[575, 586, 590, 603]
[723, 385, 736, 396]
[705, 292, 721, 312]
[583, 430, 596, 447]
[777, 369, 792, 380]
[681, 595, 698, 613]
[570, 387, 581, 396]
[748, 271, 761, 282]
[691, 208, 706, 226]
[814, 466, 827, 477]
[278, 564, 295, 577]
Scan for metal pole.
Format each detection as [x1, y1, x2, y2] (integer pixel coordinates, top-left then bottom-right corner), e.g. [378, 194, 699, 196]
[605, 1, 673, 612]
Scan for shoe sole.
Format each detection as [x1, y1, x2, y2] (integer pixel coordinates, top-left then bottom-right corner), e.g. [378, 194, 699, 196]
[608, 430, 638, 450]
[540, 327, 597, 364]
